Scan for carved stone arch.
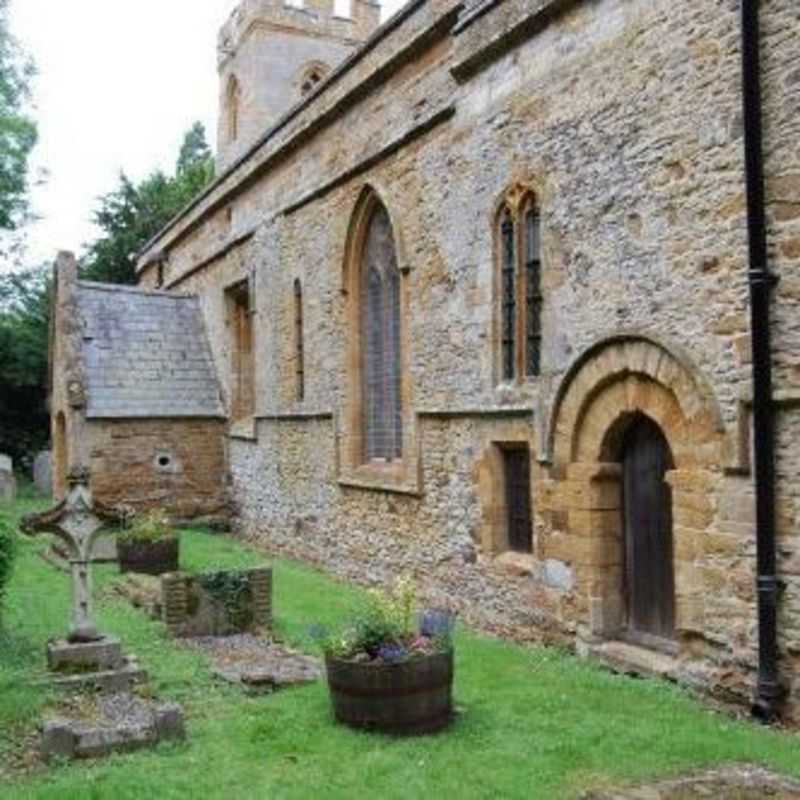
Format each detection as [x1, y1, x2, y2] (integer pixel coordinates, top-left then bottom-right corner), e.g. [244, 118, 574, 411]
[341, 184, 410, 296]
[546, 333, 727, 472]
[541, 334, 734, 646]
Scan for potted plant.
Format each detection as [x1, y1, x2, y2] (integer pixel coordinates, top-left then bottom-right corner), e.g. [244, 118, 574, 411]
[314, 577, 456, 735]
[117, 509, 179, 576]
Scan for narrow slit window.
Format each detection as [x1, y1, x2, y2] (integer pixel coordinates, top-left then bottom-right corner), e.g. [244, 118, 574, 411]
[294, 279, 304, 402]
[503, 447, 533, 554]
[226, 281, 254, 420]
[227, 76, 241, 143]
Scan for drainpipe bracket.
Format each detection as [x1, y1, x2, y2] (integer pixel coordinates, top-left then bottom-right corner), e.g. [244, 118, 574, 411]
[748, 268, 779, 288]
[756, 574, 784, 606]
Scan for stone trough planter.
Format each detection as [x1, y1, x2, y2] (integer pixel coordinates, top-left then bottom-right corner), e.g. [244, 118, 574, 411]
[325, 649, 454, 735]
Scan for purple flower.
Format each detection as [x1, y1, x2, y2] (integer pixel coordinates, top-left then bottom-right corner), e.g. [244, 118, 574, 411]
[377, 644, 408, 663]
[419, 609, 455, 638]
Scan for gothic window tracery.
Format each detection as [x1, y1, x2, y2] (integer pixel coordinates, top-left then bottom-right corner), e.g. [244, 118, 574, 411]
[496, 186, 543, 382]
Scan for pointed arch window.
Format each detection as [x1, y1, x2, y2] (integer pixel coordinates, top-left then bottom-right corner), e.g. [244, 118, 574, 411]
[361, 204, 402, 462]
[497, 189, 543, 381]
[294, 279, 304, 402]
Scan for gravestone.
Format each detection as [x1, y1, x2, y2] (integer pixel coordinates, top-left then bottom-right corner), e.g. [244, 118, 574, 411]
[33, 450, 53, 497]
[20, 457, 186, 763]
[0, 454, 15, 502]
[21, 467, 143, 688]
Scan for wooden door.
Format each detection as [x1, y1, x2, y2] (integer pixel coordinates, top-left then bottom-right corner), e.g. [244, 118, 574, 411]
[504, 448, 532, 554]
[622, 416, 675, 640]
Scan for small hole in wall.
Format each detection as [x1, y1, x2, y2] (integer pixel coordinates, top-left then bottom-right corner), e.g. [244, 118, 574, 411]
[158, 455, 171, 468]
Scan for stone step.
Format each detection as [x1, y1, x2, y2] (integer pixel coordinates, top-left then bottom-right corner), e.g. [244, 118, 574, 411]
[587, 640, 679, 681]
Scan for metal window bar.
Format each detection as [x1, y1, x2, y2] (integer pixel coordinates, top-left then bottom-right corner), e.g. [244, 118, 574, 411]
[501, 210, 516, 381]
[524, 208, 542, 377]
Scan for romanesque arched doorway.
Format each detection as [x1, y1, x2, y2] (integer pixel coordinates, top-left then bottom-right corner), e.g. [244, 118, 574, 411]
[544, 335, 728, 647]
[619, 413, 675, 642]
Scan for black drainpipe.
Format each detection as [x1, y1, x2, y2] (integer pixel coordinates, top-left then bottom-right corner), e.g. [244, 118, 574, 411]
[740, 0, 783, 722]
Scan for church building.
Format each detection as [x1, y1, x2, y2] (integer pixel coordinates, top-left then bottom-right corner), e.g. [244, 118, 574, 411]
[49, 0, 800, 721]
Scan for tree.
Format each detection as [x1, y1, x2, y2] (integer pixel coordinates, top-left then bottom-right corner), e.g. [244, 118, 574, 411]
[0, 0, 37, 231]
[81, 123, 215, 285]
[0, 263, 50, 466]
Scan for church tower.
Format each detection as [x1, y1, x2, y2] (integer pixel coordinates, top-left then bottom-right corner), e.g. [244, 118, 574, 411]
[217, 0, 381, 170]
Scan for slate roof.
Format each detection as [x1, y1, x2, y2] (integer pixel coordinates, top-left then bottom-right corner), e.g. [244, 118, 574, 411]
[76, 281, 224, 419]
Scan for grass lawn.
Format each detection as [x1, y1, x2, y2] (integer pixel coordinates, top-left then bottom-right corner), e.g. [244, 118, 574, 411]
[1, 488, 798, 799]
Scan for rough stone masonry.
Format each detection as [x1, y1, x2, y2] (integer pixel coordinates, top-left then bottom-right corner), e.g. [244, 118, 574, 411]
[49, 0, 800, 719]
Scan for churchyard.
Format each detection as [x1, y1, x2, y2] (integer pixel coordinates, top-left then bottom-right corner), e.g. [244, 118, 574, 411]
[0, 485, 797, 799]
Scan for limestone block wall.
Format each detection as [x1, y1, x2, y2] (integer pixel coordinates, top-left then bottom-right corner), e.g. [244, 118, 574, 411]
[138, 0, 800, 717]
[86, 419, 228, 520]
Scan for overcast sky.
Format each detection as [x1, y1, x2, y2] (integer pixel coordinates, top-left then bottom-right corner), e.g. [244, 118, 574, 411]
[8, 0, 405, 269]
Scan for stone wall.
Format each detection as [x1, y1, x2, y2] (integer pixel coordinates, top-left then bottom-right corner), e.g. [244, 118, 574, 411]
[162, 567, 272, 637]
[87, 419, 228, 520]
[137, 0, 800, 718]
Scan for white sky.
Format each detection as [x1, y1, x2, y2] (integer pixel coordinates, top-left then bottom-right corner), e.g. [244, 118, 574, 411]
[7, 0, 405, 268]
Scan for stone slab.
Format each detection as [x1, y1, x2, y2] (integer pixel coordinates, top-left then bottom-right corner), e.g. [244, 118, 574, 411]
[184, 634, 322, 694]
[33, 450, 52, 497]
[0, 454, 11, 473]
[47, 636, 123, 672]
[47, 658, 147, 694]
[587, 640, 679, 681]
[41, 693, 184, 761]
[581, 764, 800, 799]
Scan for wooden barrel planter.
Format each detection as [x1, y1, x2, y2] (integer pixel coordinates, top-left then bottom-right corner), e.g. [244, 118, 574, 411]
[118, 537, 179, 576]
[325, 650, 454, 735]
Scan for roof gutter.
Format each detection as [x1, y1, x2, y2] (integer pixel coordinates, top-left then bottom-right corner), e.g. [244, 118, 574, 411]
[740, 0, 784, 723]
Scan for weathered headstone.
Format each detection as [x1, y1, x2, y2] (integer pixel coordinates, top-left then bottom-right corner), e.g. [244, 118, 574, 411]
[0, 454, 15, 503]
[33, 450, 53, 497]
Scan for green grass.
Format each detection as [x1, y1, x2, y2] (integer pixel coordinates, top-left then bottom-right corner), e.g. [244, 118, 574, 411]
[0, 489, 798, 799]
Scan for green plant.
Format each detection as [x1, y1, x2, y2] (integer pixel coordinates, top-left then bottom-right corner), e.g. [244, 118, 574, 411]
[0, 516, 15, 623]
[118, 508, 175, 544]
[311, 575, 454, 663]
[2, 506, 800, 797]
[197, 571, 254, 631]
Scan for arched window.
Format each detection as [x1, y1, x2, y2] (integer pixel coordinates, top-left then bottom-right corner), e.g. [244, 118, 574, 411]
[294, 278, 304, 402]
[226, 76, 241, 143]
[496, 188, 542, 381]
[361, 203, 402, 462]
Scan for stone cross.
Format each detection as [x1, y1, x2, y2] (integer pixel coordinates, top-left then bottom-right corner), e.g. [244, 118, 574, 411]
[22, 468, 127, 643]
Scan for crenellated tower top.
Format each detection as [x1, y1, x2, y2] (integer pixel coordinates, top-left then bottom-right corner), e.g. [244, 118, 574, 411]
[217, 0, 381, 169]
